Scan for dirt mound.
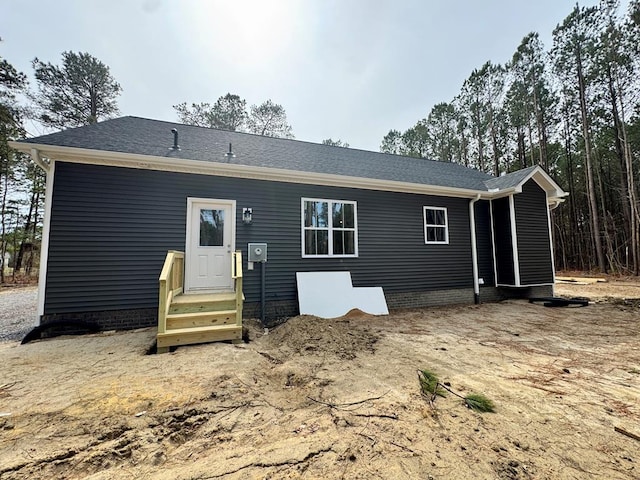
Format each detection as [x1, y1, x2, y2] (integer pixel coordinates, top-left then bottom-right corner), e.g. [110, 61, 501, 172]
[258, 314, 379, 360]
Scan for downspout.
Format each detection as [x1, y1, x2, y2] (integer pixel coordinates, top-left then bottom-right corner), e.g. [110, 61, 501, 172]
[469, 194, 481, 304]
[30, 148, 50, 173]
[548, 198, 564, 210]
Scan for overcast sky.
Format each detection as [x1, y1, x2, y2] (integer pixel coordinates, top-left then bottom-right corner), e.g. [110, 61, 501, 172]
[1, 0, 620, 151]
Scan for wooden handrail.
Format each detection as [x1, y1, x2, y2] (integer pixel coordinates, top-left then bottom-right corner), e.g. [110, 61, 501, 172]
[232, 251, 243, 326]
[232, 250, 243, 279]
[158, 250, 184, 334]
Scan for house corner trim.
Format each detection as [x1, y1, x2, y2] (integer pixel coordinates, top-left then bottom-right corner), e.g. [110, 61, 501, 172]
[509, 195, 521, 287]
[36, 159, 55, 323]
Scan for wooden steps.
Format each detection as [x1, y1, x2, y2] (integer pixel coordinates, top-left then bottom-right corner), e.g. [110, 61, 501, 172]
[157, 324, 242, 348]
[157, 250, 244, 353]
[157, 292, 242, 351]
[166, 310, 237, 329]
[168, 292, 239, 314]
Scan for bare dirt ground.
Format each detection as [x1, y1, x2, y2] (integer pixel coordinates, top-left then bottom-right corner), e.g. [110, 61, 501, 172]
[1, 278, 639, 479]
[555, 271, 640, 305]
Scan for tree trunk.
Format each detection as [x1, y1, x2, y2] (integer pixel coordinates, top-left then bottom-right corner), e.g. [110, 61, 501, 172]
[532, 82, 546, 168]
[622, 128, 639, 275]
[462, 130, 469, 167]
[474, 99, 484, 172]
[0, 175, 7, 284]
[605, 64, 632, 259]
[489, 107, 500, 176]
[562, 106, 580, 269]
[577, 50, 606, 272]
[27, 187, 41, 276]
[11, 207, 18, 283]
[516, 125, 525, 169]
[596, 159, 614, 271]
[614, 67, 639, 275]
[16, 188, 36, 271]
[539, 108, 550, 171]
[526, 114, 534, 168]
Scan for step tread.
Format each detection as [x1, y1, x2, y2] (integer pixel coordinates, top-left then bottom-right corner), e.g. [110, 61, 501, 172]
[166, 310, 237, 320]
[157, 324, 242, 337]
[172, 292, 237, 305]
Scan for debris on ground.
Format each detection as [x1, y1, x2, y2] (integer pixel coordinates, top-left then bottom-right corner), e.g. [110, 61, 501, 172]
[556, 276, 607, 284]
[528, 297, 589, 307]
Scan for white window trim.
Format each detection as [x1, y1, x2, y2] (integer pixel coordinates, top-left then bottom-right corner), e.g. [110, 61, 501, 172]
[423, 206, 449, 245]
[301, 197, 359, 258]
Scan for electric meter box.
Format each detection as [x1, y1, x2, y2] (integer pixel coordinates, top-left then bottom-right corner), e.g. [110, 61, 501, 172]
[248, 243, 268, 262]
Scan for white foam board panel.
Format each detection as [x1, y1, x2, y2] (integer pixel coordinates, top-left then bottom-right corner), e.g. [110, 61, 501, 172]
[296, 271, 389, 318]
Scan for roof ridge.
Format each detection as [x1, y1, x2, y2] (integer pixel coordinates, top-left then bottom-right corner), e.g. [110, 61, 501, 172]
[123, 116, 490, 172]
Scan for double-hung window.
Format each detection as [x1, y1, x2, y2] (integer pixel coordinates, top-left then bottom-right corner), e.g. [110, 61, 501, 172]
[423, 206, 448, 244]
[302, 198, 358, 257]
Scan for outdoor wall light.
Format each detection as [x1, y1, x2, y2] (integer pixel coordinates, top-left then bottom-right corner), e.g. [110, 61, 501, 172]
[242, 207, 253, 224]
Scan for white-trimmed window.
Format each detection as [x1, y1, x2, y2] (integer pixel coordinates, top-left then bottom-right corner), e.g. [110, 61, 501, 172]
[302, 198, 358, 257]
[424, 206, 449, 244]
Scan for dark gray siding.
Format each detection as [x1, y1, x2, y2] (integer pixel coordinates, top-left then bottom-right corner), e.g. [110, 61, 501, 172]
[492, 197, 515, 285]
[514, 180, 553, 285]
[46, 162, 477, 314]
[474, 200, 495, 287]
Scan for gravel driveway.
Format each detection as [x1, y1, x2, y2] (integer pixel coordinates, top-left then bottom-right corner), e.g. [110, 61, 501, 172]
[0, 286, 37, 342]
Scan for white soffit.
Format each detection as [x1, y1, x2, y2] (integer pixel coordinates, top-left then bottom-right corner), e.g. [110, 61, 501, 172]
[296, 271, 389, 319]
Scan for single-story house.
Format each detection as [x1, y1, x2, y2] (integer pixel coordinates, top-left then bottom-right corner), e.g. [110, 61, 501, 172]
[10, 116, 567, 343]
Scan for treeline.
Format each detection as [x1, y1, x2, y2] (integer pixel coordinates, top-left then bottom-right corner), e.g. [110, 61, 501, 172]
[0, 52, 44, 282]
[1, 50, 128, 282]
[381, 1, 640, 275]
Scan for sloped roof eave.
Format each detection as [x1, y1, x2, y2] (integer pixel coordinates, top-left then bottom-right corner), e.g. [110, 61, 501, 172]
[13, 141, 496, 199]
[11, 140, 568, 202]
[484, 165, 567, 200]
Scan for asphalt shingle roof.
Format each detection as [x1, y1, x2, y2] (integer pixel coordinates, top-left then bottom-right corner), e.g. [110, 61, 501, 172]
[19, 116, 499, 191]
[484, 166, 538, 191]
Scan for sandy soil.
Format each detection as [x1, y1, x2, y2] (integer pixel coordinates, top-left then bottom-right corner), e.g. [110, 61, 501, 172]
[555, 272, 640, 305]
[1, 280, 639, 479]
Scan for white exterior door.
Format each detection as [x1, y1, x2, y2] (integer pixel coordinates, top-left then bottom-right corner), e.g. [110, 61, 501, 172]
[185, 198, 235, 292]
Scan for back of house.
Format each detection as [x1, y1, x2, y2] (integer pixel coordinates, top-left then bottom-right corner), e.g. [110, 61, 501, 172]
[10, 116, 567, 331]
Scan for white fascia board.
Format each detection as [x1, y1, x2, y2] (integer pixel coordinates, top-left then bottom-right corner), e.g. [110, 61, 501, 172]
[513, 166, 568, 200]
[486, 188, 518, 200]
[9, 143, 571, 205]
[12, 142, 495, 200]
